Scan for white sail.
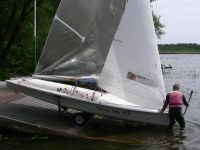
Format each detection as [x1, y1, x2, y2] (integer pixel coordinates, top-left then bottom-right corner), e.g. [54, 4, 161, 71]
[98, 0, 166, 109]
[34, 0, 126, 80]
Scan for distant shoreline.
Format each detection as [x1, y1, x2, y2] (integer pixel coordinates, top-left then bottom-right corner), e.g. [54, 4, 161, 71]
[158, 43, 200, 54]
[160, 52, 200, 54]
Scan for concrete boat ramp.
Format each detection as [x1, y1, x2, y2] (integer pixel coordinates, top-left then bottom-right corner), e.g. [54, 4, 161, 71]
[0, 82, 147, 144]
[0, 82, 79, 135]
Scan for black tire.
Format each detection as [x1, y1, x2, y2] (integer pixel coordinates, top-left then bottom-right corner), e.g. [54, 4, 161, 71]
[74, 113, 86, 126]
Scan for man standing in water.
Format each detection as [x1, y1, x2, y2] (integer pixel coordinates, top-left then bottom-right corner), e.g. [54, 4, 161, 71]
[160, 84, 189, 130]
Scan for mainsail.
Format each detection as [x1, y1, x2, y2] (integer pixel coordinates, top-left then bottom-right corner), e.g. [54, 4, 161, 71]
[35, 0, 126, 80]
[98, 0, 166, 109]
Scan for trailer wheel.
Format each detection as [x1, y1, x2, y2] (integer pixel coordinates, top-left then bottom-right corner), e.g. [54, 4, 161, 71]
[74, 113, 85, 126]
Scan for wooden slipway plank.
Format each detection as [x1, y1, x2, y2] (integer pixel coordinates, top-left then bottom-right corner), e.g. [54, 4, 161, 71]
[0, 95, 82, 134]
[0, 82, 25, 104]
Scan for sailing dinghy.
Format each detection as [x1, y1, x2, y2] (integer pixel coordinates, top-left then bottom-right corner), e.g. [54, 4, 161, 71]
[7, 0, 169, 126]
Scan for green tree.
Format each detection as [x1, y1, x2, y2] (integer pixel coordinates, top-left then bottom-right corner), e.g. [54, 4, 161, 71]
[0, 0, 44, 69]
[0, 0, 59, 80]
[153, 11, 165, 39]
[150, 0, 165, 38]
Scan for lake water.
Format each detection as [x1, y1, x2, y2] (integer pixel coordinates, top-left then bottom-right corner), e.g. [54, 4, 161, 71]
[1, 54, 200, 150]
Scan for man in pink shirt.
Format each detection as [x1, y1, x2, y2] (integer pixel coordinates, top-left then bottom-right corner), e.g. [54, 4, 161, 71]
[160, 84, 189, 130]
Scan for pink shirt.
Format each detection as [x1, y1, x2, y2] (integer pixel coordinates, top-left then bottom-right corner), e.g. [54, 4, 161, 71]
[169, 91, 183, 108]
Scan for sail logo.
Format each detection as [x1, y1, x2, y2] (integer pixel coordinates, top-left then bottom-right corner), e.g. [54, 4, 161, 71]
[127, 72, 137, 80]
[127, 72, 156, 87]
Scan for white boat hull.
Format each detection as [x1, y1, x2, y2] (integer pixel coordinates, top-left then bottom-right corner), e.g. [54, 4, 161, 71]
[6, 78, 169, 126]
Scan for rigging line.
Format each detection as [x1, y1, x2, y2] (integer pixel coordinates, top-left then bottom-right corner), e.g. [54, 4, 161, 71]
[54, 15, 85, 43]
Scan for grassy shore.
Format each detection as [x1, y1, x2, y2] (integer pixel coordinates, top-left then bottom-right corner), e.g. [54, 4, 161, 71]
[158, 43, 200, 54]
[159, 49, 200, 54]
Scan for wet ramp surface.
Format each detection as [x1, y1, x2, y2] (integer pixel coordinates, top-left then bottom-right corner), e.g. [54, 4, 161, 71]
[0, 95, 79, 135]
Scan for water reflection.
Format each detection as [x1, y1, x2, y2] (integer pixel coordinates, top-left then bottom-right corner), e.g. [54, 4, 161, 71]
[0, 124, 188, 150]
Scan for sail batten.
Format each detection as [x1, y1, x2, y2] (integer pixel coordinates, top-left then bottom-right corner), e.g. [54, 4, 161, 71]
[98, 0, 166, 109]
[54, 15, 85, 43]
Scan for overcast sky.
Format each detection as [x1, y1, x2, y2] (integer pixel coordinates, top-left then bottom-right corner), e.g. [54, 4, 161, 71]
[152, 0, 200, 44]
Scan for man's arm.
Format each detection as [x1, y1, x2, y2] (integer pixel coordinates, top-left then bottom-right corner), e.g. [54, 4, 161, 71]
[182, 94, 189, 107]
[161, 94, 169, 112]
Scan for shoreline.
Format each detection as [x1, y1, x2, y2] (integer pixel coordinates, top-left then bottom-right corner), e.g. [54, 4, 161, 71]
[159, 52, 200, 54]
[158, 44, 200, 54]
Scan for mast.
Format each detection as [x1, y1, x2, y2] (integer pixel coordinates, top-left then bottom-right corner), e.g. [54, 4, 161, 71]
[33, 0, 37, 67]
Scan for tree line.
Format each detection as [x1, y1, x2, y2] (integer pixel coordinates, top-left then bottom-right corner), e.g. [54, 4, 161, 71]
[159, 43, 200, 54]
